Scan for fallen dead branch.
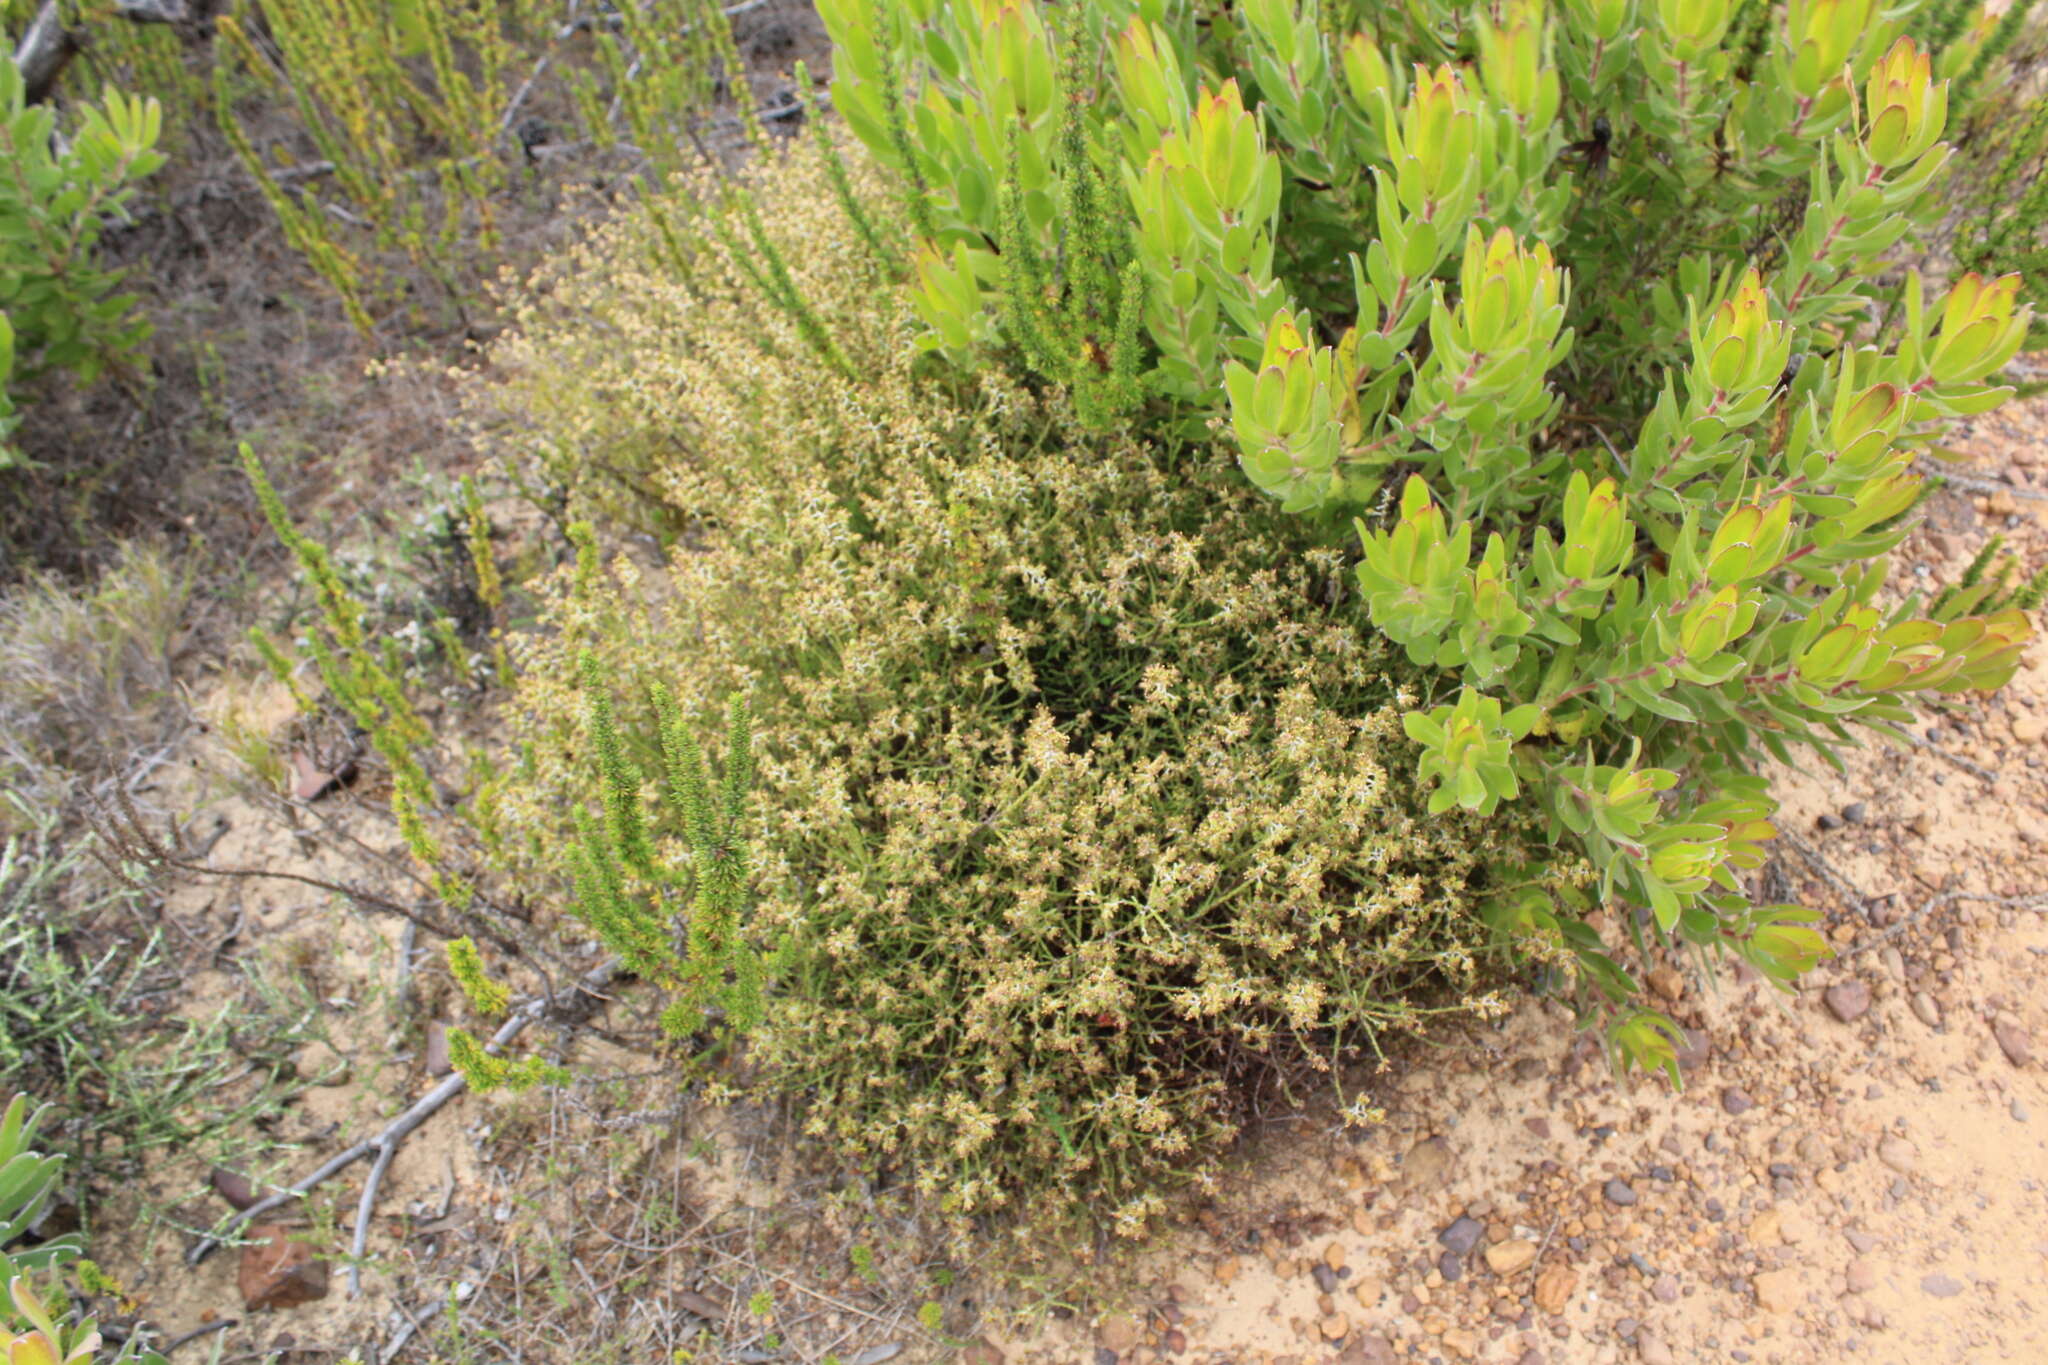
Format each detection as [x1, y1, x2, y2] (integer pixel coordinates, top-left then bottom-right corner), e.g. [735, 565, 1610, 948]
[188, 959, 621, 1270]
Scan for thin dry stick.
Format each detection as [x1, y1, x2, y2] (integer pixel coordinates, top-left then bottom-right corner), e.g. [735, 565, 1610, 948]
[1915, 459, 2048, 500]
[189, 960, 620, 1267]
[1838, 888, 2048, 959]
[1901, 729, 2000, 783]
[1780, 830, 1874, 922]
[158, 1318, 235, 1355]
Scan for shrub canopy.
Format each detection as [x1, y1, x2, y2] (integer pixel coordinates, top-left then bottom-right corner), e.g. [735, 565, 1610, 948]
[478, 144, 1532, 1230]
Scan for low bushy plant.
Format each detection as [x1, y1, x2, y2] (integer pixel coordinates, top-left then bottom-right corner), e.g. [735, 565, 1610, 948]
[0, 56, 163, 469]
[1, 1093, 165, 1365]
[820, 0, 2045, 1071]
[0, 542, 190, 823]
[468, 143, 1525, 1231]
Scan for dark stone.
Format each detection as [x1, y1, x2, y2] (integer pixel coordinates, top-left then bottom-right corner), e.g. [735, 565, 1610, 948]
[1602, 1178, 1638, 1207]
[1722, 1087, 1755, 1115]
[210, 1167, 257, 1211]
[1438, 1216, 1485, 1256]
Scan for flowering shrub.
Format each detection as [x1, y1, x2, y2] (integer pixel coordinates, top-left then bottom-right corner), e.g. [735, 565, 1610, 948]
[818, 0, 2043, 1073]
[469, 144, 1521, 1232]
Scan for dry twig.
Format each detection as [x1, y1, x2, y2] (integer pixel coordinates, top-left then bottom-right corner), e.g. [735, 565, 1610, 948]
[189, 960, 620, 1269]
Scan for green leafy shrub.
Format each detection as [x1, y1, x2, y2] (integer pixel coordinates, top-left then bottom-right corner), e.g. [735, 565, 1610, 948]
[1, 1093, 165, 1365]
[0, 56, 163, 468]
[820, 0, 2043, 1068]
[469, 142, 1519, 1232]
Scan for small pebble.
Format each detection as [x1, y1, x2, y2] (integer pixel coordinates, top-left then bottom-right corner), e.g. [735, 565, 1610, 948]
[1841, 802, 1868, 825]
[1994, 1019, 2034, 1068]
[1921, 1275, 1964, 1299]
[1824, 981, 1871, 1023]
[1438, 1217, 1485, 1256]
[1722, 1088, 1755, 1115]
[1877, 1135, 1918, 1174]
[1603, 1179, 1639, 1207]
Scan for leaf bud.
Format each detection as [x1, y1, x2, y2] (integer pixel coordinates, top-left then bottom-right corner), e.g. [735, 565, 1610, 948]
[1863, 36, 1945, 168]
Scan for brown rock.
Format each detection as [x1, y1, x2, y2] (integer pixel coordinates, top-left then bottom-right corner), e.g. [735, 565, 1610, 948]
[1846, 1259, 1878, 1294]
[1533, 1265, 1578, 1314]
[1339, 1335, 1396, 1365]
[1994, 1018, 2034, 1068]
[1319, 1312, 1351, 1341]
[1441, 1328, 1477, 1359]
[1753, 1268, 1803, 1314]
[2013, 714, 2046, 744]
[1213, 1256, 1239, 1286]
[1823, 980, 1871, 1022]
[1911, 991, 1941, 1028]
[1324, 1240, 1347, 1270]
[1161, 1331, 1186, 1356]
[1401, 1136, 1455, 1191]
[237, 1224, 329, 1312]
[1647, 966, 1685, 1002]
[1877, 1135, 1918, 1174]
[210, 1167, 257, 1211]
[1484, 1238, 1538, 1276]
[1098, 1315, 1142, 1354]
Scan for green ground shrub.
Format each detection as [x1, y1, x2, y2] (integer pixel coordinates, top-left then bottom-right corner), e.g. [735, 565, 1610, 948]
[820, 0, 2045, 1073]
[1, 1093, 165, 1364]
[459, 142, 1530, 1233]
[0, 56, 163, 469]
